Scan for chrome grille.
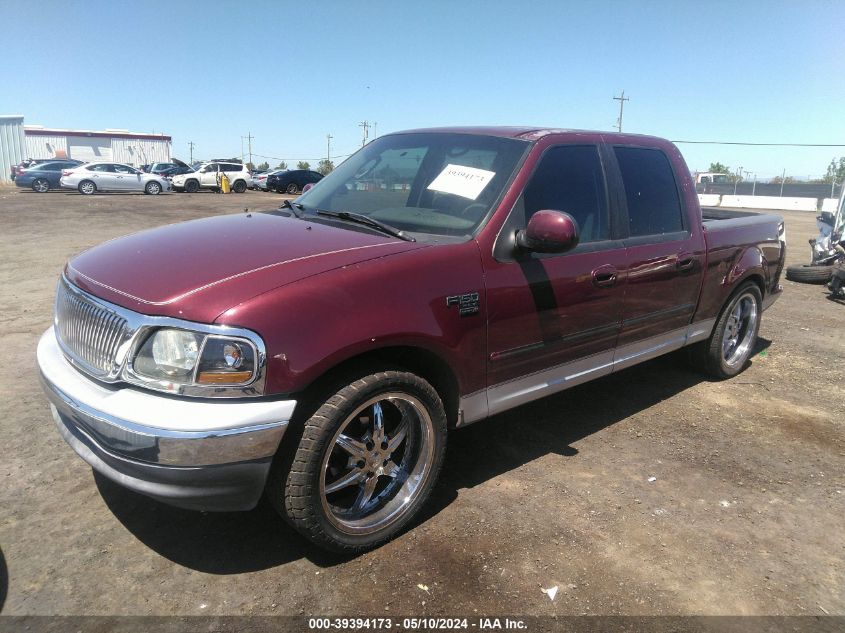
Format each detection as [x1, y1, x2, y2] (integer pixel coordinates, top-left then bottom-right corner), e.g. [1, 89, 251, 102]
[55, 279, 129, 377]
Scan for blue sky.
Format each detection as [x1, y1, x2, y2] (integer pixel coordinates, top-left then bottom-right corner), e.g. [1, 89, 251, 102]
[4, 0, 844, 179]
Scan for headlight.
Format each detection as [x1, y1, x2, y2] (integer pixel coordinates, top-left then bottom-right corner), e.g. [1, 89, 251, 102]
[129, 328, 260, 392]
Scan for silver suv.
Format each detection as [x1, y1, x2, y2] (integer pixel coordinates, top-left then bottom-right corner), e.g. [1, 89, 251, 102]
[171, 161, 252, 193]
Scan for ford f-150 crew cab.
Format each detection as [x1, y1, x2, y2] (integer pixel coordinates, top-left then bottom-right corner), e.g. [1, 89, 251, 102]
[37, 127, 785, 552]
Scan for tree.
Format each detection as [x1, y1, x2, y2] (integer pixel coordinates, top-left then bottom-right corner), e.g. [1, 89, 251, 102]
[245, 162, 255, 171]
[317, 159, 334, 175]
[771, 175, 797, 185]
[276, 161, 287, 170]
[823, 157, 845, 184]
[708, 162, 730, 174]
[256, 161, 269, 171]
[297, 161, 310, 170]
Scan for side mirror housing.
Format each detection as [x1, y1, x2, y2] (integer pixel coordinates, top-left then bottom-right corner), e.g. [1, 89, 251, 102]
[515, 210, 580, 254]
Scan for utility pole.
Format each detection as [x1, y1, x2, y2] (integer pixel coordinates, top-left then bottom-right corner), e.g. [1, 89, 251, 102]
[373, 122, 378, 139]
[734, 166, 743, 195]
[326, 134, 333, 162]
[752, 173, 757, 196]
[780, 168, 786, 196]
[188, 141, 195, 164]
[613, 91, 630, 132]
[359, 120, 370, 146]
[245, 132, 253, 167]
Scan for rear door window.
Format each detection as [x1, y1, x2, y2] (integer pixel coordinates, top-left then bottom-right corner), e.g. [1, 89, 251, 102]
[613, 147, 684, 237]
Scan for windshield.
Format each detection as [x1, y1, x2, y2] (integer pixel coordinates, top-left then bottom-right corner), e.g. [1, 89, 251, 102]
[296, 132, 528, 238]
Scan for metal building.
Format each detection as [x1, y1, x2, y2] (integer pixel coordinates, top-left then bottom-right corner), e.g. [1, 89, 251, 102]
[0, 115, 26, 183]
[24, 126, 171, 167]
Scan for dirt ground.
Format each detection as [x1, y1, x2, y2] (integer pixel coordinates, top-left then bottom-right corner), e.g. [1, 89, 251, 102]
[0, 186, 842, 617]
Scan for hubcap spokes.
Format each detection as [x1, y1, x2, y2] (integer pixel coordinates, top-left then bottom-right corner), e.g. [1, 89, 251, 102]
[320, 393, 433, 535]
[722, 294, 757, 366]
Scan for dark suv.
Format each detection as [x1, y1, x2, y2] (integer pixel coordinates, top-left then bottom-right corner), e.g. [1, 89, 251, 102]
[267, 169, 323, 194]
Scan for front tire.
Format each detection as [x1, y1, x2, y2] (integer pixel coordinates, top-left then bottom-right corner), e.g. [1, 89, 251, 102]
[145, 181, 162, 195]
[184, 179, 200, 193]
[286, 183, 299, 194]
[78, 180, 96, 195]
[692, 281, 762, 379]
[271, 370, 447, 553]
[32, 178, 50, 193]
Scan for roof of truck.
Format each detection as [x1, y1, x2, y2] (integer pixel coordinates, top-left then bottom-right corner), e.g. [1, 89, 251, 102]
[393, 126, 669, 144]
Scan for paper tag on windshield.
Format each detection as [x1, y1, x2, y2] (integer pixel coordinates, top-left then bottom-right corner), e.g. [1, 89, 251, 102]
[426, 164, 496, 200]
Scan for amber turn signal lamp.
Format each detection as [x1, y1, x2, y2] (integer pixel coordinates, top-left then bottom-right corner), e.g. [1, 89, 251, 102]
[197, 371, 253, 385]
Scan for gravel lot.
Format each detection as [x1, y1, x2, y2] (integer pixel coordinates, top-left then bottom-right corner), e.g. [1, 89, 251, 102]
[0, 187, 842, 617]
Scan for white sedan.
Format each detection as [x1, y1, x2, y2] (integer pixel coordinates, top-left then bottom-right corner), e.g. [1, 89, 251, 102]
[60, 162, 173, 195]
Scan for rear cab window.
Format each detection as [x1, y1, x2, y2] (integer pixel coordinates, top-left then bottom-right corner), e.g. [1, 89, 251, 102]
[613, 146, 685, 238]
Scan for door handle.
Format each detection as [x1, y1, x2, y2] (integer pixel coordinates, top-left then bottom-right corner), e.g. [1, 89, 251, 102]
[592, 265, 618, 288]
[676, 254, 696, 271]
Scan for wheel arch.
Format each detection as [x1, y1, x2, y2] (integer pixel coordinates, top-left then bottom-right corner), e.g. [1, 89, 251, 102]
[294, 344, 461, 430]
[726, 245, 768, 297]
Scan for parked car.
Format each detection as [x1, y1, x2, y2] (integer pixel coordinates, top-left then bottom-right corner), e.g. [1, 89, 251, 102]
[170, 161, 251, 193]
[251, 169, 285, 191]
[60, 162, 172, 195]
[267, 169, 322, 194]
[148, 161, 194, 179]
[14, 160, 83, 192]
[37, 127, 785, 553]
[11, 158, 59, 181]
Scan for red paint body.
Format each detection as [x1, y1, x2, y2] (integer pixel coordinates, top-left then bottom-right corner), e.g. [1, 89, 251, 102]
[65, 128, 785, 415]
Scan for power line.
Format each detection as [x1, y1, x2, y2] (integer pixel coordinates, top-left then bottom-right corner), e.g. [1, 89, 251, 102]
[673, 140, 845, 147]
[251, 151, 355, 163]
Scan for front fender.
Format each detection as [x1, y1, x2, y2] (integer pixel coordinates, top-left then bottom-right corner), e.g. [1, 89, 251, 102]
[217, 241, 487, 398]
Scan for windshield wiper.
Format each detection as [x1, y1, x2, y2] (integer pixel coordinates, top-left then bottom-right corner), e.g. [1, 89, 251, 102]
[282, 199, 304, 218]
[316, 210, 416, 242]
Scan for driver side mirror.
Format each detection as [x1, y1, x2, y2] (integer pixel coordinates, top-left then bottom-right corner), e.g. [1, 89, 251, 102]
[515, 210, 580, 254]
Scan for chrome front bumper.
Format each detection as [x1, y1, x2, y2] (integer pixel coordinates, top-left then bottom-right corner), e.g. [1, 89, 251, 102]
[37, 328, 296, 511]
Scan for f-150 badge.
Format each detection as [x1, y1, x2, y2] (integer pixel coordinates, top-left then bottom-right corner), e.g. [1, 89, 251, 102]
[446, 292, 480, 316]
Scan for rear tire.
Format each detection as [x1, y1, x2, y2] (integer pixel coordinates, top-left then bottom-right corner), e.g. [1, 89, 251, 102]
[286, 183, 299, 194]
[785, 263, 834, 284]
[184, 179, 199, 193]
[269, 369, 447, 553]
[690, 281, 762, 379]
[232, 180, 247, 193]
[32, 178, 50, 193]
[78, 180, 96, 195]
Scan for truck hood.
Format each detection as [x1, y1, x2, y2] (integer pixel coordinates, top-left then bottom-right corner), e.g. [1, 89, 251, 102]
[66, 211, 425, 323]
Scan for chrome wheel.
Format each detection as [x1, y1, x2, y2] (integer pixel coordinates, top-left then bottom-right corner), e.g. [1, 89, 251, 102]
[319, 393, 435, 535]
[286, 183, 298, 194]
[32, 178, 49, 193]
[78, 181, 95, 195]
[721, 292, 758, 367]
[146, 181, 161, 195]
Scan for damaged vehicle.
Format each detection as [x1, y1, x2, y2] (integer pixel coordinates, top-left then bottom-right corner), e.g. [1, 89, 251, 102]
[37, 127, 785, 552]
[785, 188, 845, 283]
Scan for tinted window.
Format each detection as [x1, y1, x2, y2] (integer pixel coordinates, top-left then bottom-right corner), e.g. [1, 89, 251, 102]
[518, 145, 609, 243]
[614, 147, 684, 237]
[113, 164, 137, 174]
[221, 164, 241, 172]
[87, 164, 113, 172]
[39, 162, 62, 171]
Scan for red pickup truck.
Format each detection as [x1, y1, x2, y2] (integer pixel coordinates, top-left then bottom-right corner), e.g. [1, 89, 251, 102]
[37, 127, 785, 552]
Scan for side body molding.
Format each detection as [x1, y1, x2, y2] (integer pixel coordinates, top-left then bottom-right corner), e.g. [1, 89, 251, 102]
[457, 319, 716, 427]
